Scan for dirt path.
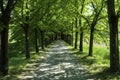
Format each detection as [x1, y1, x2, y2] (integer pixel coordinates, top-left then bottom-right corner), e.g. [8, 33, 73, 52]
[5, 40, 94, 80]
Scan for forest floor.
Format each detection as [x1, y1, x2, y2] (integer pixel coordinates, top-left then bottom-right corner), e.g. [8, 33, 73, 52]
[1, 40, 95, 80]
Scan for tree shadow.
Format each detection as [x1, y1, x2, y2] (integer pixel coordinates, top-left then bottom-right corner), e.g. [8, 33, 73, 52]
[72, 51, 97, 66]
[72, 50, 120, 80]
[1, 40, 95, 80]
[91, 68, 120, 80]
[8, 42, 25, 58]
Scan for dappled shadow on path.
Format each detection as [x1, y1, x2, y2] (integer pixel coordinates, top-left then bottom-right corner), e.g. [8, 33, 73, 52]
[3, 40, 94, 80]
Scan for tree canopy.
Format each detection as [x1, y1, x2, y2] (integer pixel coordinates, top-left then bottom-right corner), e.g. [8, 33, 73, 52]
[0, 0, 120, 76]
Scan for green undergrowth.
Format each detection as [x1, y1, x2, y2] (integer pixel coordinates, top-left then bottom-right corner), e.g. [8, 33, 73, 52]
[9, 52, 44, 74]
[0, 42, 53, 79]
[0, 50, 46, 79]
[71, 44, 120, 80]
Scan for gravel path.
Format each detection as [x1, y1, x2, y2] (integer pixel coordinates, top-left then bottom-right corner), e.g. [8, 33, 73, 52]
[17, 40, 94, 80]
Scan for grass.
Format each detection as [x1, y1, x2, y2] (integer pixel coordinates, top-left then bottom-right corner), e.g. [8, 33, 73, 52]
[0, 41, 52, 79]
[1, 40, 120, 79]
[9, 52, 42, 73]
[0, 50, 46, 79]
[71, 43, 120, 80]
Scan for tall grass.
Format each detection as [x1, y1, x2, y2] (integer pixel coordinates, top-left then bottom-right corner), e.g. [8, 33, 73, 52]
[72, 41, 120, 79]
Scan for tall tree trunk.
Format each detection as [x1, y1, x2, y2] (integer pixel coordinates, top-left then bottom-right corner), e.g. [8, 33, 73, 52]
[24, 24, 30, 59]
[107, 0, 119, 72]
[40, 30, 44, 49]
[74, 32, 78, 49]
[52, 34, 55, 41]
[71, 23, 74, 46]
[23, 0, 30, 58]
[0, 28, 9, 75]
[79, 18, 83, 52]
[0, 14, 9, 75]
[74, 18, 78, 49]
[79, 31, 83, 52]
[88, 26, 94, 56]
[0, 0, 17, 75]
[35, 29, 39, 53]
[79, 0, 84, 52]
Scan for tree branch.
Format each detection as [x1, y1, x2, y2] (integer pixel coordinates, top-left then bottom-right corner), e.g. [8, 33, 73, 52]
[10, 0, 18, 11]
[81, 15, 91, 27]
[5, 0, 17, 13]
[0, 0, 4, 13]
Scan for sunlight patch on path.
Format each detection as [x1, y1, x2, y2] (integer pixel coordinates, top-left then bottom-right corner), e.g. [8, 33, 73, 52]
[17, 40, 94, 80]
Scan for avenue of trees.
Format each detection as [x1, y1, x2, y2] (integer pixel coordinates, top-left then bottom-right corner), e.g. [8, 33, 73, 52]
[0, 0, 120, 75]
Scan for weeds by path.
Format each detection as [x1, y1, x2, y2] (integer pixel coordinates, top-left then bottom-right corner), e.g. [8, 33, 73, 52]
[72, 49, 120, 80]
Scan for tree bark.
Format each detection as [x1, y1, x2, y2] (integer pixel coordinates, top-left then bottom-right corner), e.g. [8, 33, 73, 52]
[107, 0, 119, 72]
[0, 28, 9, 75]
[0, 0, 17, 75]
[71, 23, 74, 46]
[74, 32, 78, 49]
[79, 31, 83, 52]
[79, 0, 84, 52]
[79, 18, 83, 52]
[88, 26, 94, 56]
[24, 23, 30, 59]
[40, 30, 44, 49]
[35, 29, 39, 53]
[0, 14, 9, 75]
[74, 18, 78, 49]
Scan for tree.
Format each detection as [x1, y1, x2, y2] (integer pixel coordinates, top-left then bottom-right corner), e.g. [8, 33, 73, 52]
[82, 0, 105, 56]
[74, 18, 78, 49]
[21, 0, 30, 59]
[0, 0, 17, 75]
[79, 0, 85, 52]
[74, 0, 79, 49]
[107, 0, 119, 72]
